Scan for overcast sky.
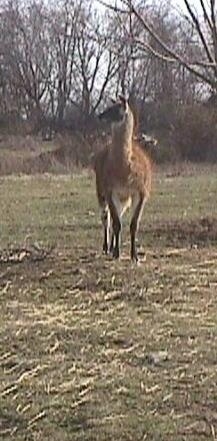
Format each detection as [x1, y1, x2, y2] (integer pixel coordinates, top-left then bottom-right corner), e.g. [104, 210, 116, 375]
[95, 0, 204, 13]
[174, 0, 202, 11]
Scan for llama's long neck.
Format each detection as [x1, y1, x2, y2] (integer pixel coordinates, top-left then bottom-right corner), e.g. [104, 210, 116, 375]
[111, 109, 134, 162]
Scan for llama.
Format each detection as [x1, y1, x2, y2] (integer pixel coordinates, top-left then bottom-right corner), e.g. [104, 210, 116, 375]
[92, 132, 157, 256]
[94, 96, 153, 262]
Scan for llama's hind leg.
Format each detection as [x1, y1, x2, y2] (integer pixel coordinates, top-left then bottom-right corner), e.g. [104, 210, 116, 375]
[130, 193, 146, 262]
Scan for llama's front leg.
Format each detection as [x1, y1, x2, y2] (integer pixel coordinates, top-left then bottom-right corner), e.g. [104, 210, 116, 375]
[101, 206, 111, 254]
[109, 231, 114, 254]
[108, 195, 121, 259]
[130, 194, 145, 262]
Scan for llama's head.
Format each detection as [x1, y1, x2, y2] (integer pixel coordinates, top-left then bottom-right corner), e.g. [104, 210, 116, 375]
[98, 96, 131, 125]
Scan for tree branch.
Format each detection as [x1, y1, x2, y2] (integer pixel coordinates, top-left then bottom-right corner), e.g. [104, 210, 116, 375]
[125, 0, 217, 89]
[183, 0, 214, 65]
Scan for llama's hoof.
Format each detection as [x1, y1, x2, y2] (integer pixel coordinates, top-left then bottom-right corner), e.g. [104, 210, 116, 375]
[103, 244, 108, 254]
[109, 245, 114, 254]
[131, 252, 138, 263]
[113, 248, 120, 259]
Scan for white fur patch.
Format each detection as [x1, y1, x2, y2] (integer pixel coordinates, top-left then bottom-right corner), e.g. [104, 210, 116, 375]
[112, 189, 132, 219]
[101, 205, 111, 238]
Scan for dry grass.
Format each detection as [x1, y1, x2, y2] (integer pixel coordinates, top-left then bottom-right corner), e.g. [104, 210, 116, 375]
[0, 133, 98, 175]
[0, 168, 217, 440]
[0, 135, 61, 175]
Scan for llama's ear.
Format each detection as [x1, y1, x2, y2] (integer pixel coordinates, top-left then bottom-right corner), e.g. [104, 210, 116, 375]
[118, 95, 128, 109]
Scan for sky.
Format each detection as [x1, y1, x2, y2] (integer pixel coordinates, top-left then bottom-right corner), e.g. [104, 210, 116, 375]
[175, 0, 201, 6]
[174, 0, 204, 13]
[95, 0, 205, 14]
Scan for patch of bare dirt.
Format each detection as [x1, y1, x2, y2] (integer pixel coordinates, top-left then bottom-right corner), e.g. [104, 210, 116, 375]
[148, 216, 217, 246]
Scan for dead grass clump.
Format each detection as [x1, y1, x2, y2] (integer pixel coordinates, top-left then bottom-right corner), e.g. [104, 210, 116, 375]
[14, 132, 107, 174]
[23, 152, 65, 174]
[56, 131, 109, 167]
[0, 155, 26, 175]
[0, 243, 55, 264]
[0, 134, 60, 175]
[0, 135, 43, 152]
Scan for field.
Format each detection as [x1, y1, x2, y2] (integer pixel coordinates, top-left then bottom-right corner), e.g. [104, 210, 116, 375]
[0, 166, 217, 441]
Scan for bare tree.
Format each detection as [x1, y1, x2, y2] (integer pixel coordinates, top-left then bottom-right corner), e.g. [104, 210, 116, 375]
[1, 0, 52, 128]
[96, 1, 200, 130]
[47, 0, 82, 128]
[1, 0, 214, 137]
[74, 2, 121, 117]
[114, 0, 217, 94]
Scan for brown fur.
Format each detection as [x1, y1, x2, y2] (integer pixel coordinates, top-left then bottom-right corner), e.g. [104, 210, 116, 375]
[93, 140, 153, 211]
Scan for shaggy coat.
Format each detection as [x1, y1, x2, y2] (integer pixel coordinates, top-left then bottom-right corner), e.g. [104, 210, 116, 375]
[93, 96, 153, 261]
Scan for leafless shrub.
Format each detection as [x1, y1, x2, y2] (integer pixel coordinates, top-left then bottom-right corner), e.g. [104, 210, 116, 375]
[172, 105, 217, 162]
